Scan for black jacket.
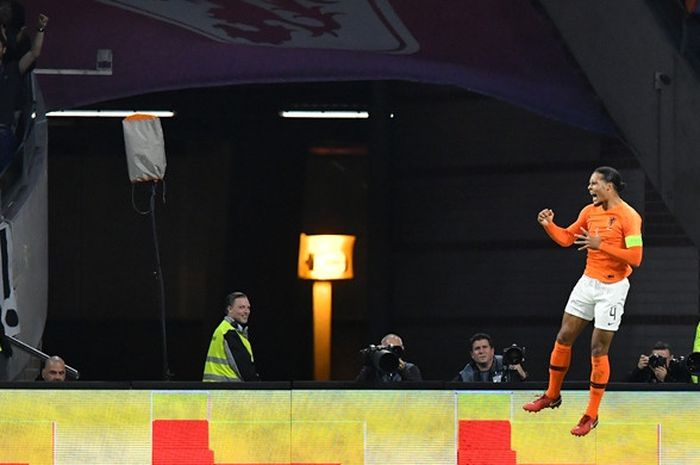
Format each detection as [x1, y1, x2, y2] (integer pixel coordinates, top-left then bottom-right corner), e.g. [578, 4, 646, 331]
[627, 360, 691, 383]
[454, 355, 525, 383]
[356, 362, 422, 383]
[223, 324, 259, 381]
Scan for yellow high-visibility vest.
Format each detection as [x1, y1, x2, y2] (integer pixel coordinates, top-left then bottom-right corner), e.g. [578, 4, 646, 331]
[202, 319, 253, 382]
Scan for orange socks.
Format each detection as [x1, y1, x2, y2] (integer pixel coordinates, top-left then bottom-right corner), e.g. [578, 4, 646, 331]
[545, 343, 609, 419]
[546, 341, 572, 399]
[585, 354, 609, 419]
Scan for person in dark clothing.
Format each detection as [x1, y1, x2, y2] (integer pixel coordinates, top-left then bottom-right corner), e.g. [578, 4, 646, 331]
[1, 1, 31, 62]
[0, 12, 47, 169]
[41, 355, 66, 382]
[627, 341, 691, 383]
[454, 332, 527, 383]
[356, 333, 422, 383]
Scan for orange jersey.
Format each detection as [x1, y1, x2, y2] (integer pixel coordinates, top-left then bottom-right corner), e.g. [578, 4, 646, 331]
[544, 201, 643, 283]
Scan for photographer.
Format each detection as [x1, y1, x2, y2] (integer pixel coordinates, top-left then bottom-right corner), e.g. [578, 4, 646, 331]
[627, 341, 691, 383]
[454, 333, 527, 383]
[356, 333, 422, 383]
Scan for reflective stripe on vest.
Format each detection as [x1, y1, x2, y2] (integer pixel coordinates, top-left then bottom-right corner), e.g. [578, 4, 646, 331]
[202, 319, 253, 382]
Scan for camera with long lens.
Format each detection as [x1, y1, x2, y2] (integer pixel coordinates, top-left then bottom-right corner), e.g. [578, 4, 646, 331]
[360, 344, 404, 373]
[686, 352, 700, 375]
[668, 352, 700, 375]
[648, 354, 667, 369]
[503, 344, 525, 366]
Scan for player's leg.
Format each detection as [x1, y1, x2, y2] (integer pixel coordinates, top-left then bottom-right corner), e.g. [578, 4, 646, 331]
[550, 312, 589, 391]
[571, 328, 613, 436]
[588, 328, 614, 417]
[524, 276, 593, 412]
[523, 313, 589, 412]
[572, 278, 629, 436]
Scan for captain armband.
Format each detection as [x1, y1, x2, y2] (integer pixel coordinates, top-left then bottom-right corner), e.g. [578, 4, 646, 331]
[625, 235, 643, 248]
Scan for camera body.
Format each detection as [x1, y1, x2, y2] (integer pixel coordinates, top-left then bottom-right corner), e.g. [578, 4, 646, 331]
[360, 344, 403, 373]
[503, 344, 525, 366]
[647, 352, 700, 375]
[648, 353, 668, 369]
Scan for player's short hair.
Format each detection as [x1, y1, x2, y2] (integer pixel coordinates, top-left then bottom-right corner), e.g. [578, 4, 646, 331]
[594, 166, 626, 193]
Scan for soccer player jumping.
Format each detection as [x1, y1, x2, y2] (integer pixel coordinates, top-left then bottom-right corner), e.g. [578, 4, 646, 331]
[523, 167, 643, 437]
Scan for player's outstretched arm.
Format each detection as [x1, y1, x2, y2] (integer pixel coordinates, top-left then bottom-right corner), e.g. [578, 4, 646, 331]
[538, 208, 582, 247]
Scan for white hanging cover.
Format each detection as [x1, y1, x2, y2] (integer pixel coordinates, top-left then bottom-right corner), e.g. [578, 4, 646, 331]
[122, 114, 167, 183]
[0, 222, 19, 337]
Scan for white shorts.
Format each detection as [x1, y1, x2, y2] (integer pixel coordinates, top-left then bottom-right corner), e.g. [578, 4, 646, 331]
[564, 275, 630, 331]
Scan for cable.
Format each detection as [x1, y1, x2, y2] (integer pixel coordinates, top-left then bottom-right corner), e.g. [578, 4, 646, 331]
[130, 183, 152, 215]
[148, 181, 171, 380]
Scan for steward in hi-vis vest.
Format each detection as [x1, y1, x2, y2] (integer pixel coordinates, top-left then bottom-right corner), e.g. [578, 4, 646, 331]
[203, 292, 258, 382]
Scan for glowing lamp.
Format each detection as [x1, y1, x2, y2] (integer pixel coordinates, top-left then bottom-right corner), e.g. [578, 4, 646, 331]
[298, 234, 355, 280]
[298, 233, 356, 380]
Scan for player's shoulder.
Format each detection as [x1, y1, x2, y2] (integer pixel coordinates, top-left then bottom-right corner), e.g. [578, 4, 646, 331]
[579, 203, 596, 216]
[619, 200, 642, 220]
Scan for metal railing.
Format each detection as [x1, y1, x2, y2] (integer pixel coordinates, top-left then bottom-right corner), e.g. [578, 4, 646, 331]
[7, 335, 80, 380]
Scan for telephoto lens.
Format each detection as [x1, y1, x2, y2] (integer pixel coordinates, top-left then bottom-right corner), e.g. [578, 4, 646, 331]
[686, 352, 700, 375]
[371, 348, 400, 373]
[503, 344, 524, 365]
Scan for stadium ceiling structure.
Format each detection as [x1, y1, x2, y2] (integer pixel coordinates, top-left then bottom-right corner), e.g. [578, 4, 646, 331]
[27, 0, 613, 134]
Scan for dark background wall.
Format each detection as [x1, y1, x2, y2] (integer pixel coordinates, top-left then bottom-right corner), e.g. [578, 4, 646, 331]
[42, 81, 698, 382]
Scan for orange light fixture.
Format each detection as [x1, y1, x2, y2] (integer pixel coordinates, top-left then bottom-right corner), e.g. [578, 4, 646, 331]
[298, 233, 356, 380]
[298, 234, 355, 280]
